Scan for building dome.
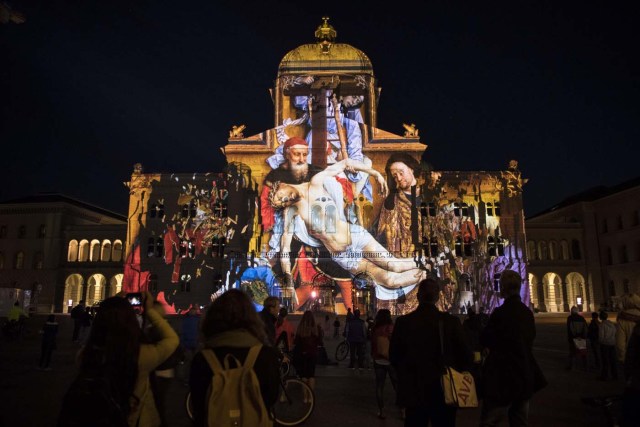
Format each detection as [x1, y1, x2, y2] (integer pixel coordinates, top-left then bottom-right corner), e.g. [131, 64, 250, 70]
[277, 18, 374, 77]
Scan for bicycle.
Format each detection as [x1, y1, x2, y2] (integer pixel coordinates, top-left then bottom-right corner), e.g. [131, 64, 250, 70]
[581, 394, 623, 427]
[335, 339, 349, 362]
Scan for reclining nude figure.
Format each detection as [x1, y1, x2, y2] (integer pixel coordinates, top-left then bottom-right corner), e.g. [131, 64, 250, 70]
[269, 158, 427, 290]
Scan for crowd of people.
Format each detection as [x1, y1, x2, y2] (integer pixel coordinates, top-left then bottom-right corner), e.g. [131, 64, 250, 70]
[34, 268, 637, 426]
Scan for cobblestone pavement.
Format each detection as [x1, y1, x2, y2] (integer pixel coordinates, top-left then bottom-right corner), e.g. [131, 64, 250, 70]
[0, 313, 626, 426]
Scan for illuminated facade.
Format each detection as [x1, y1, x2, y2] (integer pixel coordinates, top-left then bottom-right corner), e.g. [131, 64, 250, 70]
[124, 19, 529, 315]
[526, 176, 640, 312]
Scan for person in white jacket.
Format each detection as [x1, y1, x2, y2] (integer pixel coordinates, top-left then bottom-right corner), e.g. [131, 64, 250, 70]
[599, 311, 618, 380]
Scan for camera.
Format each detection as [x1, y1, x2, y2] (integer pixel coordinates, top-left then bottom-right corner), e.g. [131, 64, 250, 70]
[126, 292, 143, 307]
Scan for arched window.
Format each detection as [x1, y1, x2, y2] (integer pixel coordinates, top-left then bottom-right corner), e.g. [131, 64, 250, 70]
[33, 252, 44, 269]
[78, 240, 89, 262]
[325, 205, 337, 233]
[112, 240, 123, 262]
[101, 240, 112, 262]
[527, 240, 537, 260]
[560, 240, 570, 260]
[15, 251, 24, 269]
[90, 239, 100, 262]
[548, 240, 557, 261]
[571, 239, 582, 260]
[538, 241, 548, 260]
[68, 240, 79, 262]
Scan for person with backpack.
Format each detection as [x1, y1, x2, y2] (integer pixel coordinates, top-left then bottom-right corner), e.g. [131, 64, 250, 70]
[189, 289, 280, 427]
[370, 309, 398, 419]
[57, 292, 179, 427]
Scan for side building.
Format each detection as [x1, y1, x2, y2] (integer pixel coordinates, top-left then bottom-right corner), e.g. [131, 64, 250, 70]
[525, 176, 640, 312]
[0, 194, 126, 314]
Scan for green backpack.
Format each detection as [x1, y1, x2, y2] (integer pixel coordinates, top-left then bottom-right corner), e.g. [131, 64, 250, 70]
[201, 345, 272, 427]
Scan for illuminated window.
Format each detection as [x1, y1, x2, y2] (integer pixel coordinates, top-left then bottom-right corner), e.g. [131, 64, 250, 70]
[78, 240, 89, 262]
[325, 205, 337, 233]
[548, 240, 557, 260]
[68, 240, 79, 262]
[15, 251, 25, 269]
[112, 240, 123, 262]
[18, 225, 26, 238]
[33, 252, 44, 269]
[90, 239, 100, 261]
[101, 240, 112, 261]
[311, 205, 323, 233]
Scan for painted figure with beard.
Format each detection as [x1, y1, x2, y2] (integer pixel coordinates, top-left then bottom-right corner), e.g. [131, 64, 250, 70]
[260, 136, 356, 311]
[376, 153, 424, 313]
[269, 158, 427, 292]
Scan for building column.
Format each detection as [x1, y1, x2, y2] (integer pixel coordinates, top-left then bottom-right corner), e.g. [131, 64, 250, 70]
[561, 282, 570, 312]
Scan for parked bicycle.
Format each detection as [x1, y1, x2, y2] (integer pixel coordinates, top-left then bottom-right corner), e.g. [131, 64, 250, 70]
[335, 339, 349, 362]
[581, 394, 623, 427]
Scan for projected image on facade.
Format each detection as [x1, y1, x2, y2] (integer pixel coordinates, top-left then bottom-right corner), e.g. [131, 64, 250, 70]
[124, 18, 529, 316]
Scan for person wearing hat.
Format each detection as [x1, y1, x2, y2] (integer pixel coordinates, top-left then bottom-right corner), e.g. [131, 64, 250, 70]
[260, 137, 356, 311]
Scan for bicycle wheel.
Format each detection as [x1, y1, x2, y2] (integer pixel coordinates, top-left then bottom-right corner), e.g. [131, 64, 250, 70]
[272, 378, 315, 426]
[185, 391, 194, 421]
[335, 341, 349, 361]
[280, 359, 290, 377]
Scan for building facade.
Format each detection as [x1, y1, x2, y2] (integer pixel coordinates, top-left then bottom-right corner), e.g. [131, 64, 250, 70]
[123, 19, 529, 316]
[0, 194, 126, 314]
[525, 177, 640, 312]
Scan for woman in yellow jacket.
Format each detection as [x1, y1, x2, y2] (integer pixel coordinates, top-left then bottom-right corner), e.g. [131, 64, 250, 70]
[67, 292, 179, 427]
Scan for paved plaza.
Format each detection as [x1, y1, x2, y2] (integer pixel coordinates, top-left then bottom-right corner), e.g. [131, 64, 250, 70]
[0, 313, 626, 426]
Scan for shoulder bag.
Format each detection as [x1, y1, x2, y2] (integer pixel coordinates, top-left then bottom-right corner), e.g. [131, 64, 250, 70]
[439, 319, 478, 408]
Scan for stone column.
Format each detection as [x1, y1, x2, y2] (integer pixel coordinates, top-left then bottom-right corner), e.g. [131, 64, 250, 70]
[561, 282, 570, 312]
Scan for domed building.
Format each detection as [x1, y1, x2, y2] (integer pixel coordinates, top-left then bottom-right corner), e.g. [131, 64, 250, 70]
[124, 18, 531, 316]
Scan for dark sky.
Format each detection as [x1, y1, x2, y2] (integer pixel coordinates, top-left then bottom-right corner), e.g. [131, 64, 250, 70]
[1, 0, 638, 217]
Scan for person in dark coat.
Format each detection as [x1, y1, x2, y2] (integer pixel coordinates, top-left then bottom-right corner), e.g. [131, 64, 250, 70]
[70, 300, 85, 342]
[259, 296, 280, 347]
[479, 270, 547, 427]
[566, 306, 588, 370]
[390, 278, 472, 427]
[38, 314, 58, 370]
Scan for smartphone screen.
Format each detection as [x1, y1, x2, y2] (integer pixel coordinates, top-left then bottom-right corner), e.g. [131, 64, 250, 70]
[127, 293, 142, 307]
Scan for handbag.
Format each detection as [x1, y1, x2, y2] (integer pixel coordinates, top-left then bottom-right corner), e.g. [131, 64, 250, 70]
[439, 320, 478, 408]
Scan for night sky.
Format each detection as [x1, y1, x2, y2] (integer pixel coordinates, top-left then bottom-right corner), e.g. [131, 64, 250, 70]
[1, 0, 638, 217]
